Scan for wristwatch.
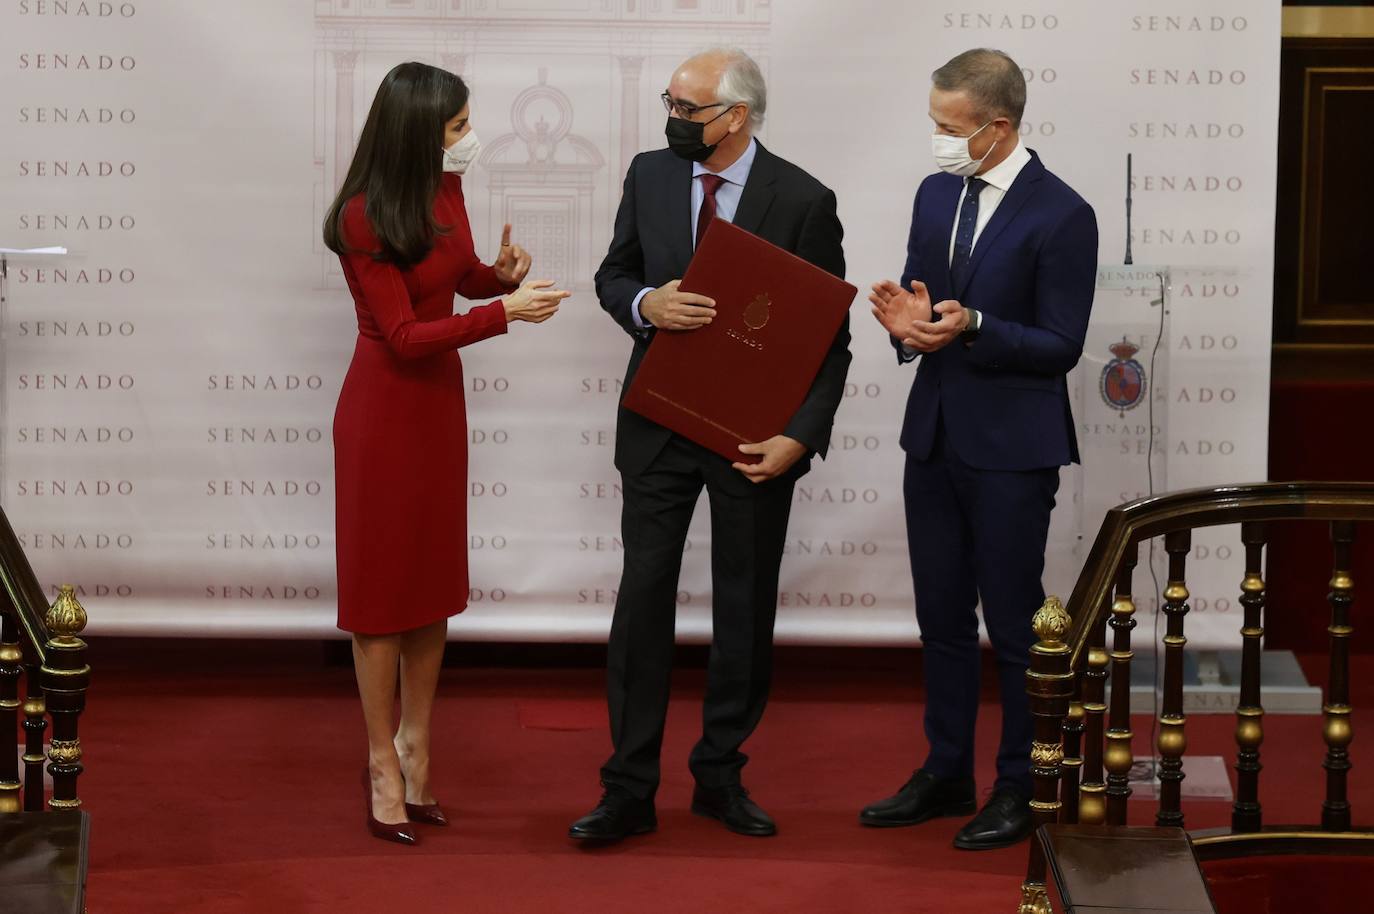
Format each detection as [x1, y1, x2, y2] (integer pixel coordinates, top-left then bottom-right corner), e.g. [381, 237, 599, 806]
[961, 307, 982, 344]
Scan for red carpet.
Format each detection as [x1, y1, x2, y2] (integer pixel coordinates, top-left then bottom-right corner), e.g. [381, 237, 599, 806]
[1205, 855, 1374, 914]
[67, 646, 1371, 913]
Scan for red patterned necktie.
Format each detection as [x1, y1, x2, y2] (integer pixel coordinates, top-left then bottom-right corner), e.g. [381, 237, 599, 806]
[695, 173, 726, 250]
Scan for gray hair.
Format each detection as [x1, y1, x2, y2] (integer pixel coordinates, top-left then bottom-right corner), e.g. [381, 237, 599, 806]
[932, 48, 1026, 127]
[711, 47, 767, 130]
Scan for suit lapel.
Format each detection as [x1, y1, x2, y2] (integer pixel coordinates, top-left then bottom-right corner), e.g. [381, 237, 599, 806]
[666, 153, 694, 275]
[732, 142, 777, 235]
[954, 153, 1045, 298]
[927, 178, 961, 298]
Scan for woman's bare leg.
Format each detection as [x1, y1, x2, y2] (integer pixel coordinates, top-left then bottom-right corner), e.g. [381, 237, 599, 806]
[395, 619, 448, 805]
[353, 632, 406, 824]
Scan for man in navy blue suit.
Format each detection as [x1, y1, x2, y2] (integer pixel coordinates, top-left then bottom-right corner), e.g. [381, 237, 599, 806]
[860, 48, 1097, 850]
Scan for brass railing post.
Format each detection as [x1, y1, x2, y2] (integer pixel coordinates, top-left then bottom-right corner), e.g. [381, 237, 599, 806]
[41, 585, 89, 810]
[1060, 679, 1084, 825]
[0, 611, 22, 813]
[1105, 544, 1139, 825]
[1156, 530, 1191, 829]
[23, 657, 47, 812]
[1232, 521, 1266, 832]
[1077, 604, 1109, 826]
[1322, 521, 1355, 832]
[1018, 596, 1074, 914]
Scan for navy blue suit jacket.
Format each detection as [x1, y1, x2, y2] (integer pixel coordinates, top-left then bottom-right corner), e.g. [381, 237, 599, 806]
[897, 150, 1097, 471]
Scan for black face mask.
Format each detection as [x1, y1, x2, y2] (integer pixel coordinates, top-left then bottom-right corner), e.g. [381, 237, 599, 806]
[664, 107, 734, 162]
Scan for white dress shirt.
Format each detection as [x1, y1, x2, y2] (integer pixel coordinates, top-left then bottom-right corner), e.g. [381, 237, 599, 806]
[899, 140, 1031, 356]
[947, 138, 1032, 265]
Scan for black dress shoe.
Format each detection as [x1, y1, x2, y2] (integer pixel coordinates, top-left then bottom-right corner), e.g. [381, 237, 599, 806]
[953, 787, 1032, 850]
[568, 787, 657, 843]
[690, 784, 777, 837]
[858, 769, 977, 828]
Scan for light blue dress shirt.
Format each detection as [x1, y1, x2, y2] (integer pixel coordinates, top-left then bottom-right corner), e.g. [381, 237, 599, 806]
[630, 138, 759, 329]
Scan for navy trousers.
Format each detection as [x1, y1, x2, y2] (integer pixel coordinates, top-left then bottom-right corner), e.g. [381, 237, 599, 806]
[904, 423, 1060, 795]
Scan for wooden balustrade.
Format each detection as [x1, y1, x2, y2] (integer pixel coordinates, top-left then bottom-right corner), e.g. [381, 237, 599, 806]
[0, 504, 92, 812]
[1016, 481, 1374, 913]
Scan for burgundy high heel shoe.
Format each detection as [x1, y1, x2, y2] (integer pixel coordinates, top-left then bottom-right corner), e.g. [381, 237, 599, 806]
[396, 750, 450, 826]
[361, 768, 418, 846]
[404, 800, 450, 827]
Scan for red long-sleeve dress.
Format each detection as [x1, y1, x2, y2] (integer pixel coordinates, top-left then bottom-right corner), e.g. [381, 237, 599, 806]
[333, 175, 512, 634]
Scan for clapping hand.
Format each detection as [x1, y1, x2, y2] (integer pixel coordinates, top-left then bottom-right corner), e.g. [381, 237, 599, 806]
[492, 223, 532, 287]
[902, 299, 970, 353]
[869, 279, 933, 340]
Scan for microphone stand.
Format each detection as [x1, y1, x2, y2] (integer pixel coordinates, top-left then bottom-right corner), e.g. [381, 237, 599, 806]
[1124, 153, 1134, 266]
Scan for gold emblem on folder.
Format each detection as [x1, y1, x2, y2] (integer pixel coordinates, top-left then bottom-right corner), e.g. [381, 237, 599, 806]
[743, 293, 771, 331]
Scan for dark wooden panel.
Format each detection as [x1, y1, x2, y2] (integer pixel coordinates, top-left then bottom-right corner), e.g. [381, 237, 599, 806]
[1300, 71, 1374, 324]
[1275, 37, 1374, 349]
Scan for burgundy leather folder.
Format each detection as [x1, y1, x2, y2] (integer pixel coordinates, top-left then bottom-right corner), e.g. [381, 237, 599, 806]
[622, 220, 856, 463]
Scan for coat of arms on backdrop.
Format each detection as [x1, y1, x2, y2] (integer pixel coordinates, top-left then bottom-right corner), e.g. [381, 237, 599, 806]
[1100, 338, 1146, 417]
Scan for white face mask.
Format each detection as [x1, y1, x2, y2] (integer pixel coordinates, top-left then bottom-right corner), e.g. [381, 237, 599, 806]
[442, 129, 481, 174]
[931, 121, 996, 177]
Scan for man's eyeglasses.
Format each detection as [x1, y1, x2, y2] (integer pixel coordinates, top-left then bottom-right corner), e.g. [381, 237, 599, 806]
[660, 92, 730, 120]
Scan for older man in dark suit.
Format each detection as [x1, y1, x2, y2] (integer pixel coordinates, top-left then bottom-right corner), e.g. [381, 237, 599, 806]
[569, 47, 850, 844]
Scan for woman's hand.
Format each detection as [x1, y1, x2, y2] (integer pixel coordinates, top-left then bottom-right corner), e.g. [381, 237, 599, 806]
[492, 223, 532, 287]
[502, 279, 569, 324]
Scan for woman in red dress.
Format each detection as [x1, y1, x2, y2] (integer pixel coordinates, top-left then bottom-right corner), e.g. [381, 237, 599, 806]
[323, 62, 568, 845]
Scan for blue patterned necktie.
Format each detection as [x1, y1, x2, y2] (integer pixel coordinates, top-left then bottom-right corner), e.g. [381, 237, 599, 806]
[949, 177, 987, 289]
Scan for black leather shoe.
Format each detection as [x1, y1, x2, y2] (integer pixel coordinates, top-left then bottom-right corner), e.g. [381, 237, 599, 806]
[691, 784, 777, 837]
[953, 787, 1032, 850]
[568, 786, 657, 843]
[858, 769, 977, 828]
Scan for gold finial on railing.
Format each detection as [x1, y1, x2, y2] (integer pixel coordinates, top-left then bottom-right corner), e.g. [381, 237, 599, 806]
[1033, 595, 1071, 646]
[46, 585, 88, 643]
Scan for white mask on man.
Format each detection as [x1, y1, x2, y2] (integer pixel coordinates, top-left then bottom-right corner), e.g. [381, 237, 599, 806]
[442, 130, 481, 174]
[931, 121, 996, 178]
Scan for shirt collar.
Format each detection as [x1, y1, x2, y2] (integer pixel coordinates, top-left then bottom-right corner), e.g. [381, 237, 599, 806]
[694, 137, 758, 186]
[971, 138, 1031, 192]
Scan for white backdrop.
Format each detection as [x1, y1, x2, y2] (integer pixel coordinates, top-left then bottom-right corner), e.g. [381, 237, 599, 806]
[1, 1, 1277, 646]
